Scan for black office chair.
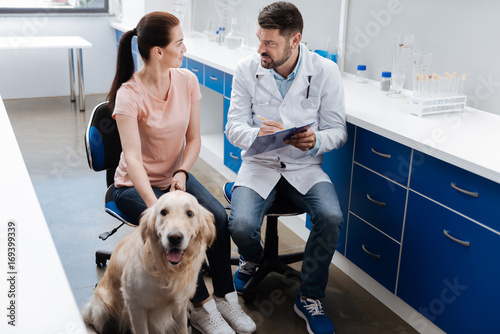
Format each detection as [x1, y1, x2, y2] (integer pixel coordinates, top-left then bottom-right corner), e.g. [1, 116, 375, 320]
[223, 181, 305, 302]
[85, 101, 139, 267]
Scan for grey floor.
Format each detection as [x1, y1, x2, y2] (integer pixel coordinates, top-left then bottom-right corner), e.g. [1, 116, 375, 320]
[5, 95, 418, 334]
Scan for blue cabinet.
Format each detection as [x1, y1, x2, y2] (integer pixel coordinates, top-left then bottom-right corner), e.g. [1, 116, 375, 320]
[350, 164, 406, 241]
[223, 97, 242, 173]
[315, 122, 355, 255]
[410, 151, 500, 232]
[224, 73, 233, 98]
[354, 127, 412, 186]
[346, 214, 400, 293]
[398, 191, 500, 334]
[186, 58, 204, 84]
[205, 65, 224, 94]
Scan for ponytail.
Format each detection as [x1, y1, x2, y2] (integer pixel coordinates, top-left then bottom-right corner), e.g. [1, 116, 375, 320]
[106, 29, 136, 113]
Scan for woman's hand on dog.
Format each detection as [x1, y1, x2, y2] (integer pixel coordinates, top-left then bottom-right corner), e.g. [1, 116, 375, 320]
[170, 173, 187, 192]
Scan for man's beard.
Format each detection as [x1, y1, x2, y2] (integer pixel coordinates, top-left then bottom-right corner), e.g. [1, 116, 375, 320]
[260, 44, 292, 70]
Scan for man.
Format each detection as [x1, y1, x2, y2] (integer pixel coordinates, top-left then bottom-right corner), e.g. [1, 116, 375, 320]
[225, 2, 346, 334]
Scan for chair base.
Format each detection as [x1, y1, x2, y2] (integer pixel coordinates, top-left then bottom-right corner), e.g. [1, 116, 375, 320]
[231, 216, 304, 302]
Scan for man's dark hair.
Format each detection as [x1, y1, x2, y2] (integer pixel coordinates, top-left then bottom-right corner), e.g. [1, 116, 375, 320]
[258, 1, 303, 38]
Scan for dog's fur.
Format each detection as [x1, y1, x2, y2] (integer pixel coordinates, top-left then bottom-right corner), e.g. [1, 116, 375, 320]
[82, 191, 216, 334]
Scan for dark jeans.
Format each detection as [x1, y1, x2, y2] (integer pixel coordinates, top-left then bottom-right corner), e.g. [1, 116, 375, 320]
[113, 173, 234, 303]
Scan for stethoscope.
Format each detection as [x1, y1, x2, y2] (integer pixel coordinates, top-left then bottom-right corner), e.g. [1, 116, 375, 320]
[254, 74, 312, 109]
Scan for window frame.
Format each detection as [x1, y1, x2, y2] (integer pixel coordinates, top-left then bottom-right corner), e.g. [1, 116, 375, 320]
[0, 0, 109, 14]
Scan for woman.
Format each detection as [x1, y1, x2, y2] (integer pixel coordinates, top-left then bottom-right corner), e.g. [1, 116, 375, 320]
[108, 11, 256, 334]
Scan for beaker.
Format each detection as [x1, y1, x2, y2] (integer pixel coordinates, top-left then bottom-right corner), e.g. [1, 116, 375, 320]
[388, 34, 414, 98]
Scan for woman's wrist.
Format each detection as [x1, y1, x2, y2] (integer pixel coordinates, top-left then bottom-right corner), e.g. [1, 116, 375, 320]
[172, 169, 189, 181]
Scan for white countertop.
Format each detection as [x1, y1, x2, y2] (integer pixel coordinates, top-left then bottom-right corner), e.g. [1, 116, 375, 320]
[0, 36, 92, 50]
[342, 76, 500, 184]
[0, 96, 86, 333]
[111, 23, 500, 184]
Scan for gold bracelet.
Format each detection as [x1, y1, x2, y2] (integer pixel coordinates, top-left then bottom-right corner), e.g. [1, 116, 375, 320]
[172, 169, 189, 181]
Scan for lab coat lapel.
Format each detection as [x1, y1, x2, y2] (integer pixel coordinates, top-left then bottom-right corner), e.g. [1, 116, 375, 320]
[285, 44, 314, 100]
[256, 67, 282, 102]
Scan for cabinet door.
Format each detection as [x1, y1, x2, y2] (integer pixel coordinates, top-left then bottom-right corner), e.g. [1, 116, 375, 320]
[350, 164, 406, 241]
[411, 151, 500, 232]
[354, 127, 412, 186]
[398, 191, 500, 334]
[205, 65, 224, 94]
[223, 98, 241, 173]
[186, 58, 204, 84]
[346, 214, 400, 293]
[224, 73, 233, 98]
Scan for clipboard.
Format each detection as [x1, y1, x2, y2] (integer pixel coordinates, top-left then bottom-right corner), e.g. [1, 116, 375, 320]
[243, 122, 314, 157]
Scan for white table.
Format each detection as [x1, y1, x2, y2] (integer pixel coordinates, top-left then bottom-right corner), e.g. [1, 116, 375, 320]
[0, 95, 87, 333]
[0, 36, 92, 111]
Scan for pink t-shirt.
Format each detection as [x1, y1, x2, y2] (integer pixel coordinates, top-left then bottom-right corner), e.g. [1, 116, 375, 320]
[113, 69, 202, 190]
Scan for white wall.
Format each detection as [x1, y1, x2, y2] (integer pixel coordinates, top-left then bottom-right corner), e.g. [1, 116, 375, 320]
[192, 0, 342, 53]
[345, 0, 500, 115]
[0, 14, 116, 100]
[193, 0, 499, 115]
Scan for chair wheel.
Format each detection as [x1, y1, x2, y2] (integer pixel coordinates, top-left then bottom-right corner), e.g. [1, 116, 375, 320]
[95, 250, 112, 268]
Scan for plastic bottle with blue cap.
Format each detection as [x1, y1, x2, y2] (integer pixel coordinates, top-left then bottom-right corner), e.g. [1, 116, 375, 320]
[356, 65, 367, 83]
[380, 71, 391, 91]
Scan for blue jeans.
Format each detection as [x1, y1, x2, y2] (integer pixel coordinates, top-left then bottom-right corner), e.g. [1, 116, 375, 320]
[228, 177, 343, 299]
[113, 174, 234, 303]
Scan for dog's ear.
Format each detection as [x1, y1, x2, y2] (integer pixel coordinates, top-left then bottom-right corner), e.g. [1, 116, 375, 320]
[199, 206, 216, 247]
[140, 206, 156, 244]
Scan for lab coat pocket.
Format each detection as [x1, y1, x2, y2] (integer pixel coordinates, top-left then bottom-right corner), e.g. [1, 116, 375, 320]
[294, 94, 321, 125]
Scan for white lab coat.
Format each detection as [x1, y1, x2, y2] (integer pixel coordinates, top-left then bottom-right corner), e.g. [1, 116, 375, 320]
[225, 43, 347, 199]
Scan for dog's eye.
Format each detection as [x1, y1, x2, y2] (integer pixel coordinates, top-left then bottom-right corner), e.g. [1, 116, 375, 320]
[160, 209, 168, 216]
[186, 210, 194, 218]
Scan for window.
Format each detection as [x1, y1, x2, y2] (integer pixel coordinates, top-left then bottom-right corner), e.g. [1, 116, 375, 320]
[0, 0, 109, 14]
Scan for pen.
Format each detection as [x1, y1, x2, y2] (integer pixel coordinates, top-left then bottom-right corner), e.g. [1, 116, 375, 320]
[257, 115, 285, 129]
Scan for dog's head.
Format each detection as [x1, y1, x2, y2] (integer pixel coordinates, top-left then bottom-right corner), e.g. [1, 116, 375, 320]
[139, 191, 216, 266]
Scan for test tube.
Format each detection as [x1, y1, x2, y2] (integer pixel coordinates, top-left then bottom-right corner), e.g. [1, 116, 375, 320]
[436, 75, 442, 97]
[429, 73, 436, 97]
[414, 74, 421, 97]
[458, 73, 466, 94]
[424, 75, 430, 97]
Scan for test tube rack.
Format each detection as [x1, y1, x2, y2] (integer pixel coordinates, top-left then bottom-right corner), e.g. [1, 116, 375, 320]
[408, 94, 466, 117]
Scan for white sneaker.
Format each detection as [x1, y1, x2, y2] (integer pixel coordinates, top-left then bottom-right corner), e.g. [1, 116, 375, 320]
[215, 291, 256, 334]
[191, 299, 235, 334]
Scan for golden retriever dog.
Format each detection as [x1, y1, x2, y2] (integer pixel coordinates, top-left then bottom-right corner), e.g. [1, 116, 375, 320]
[82, 191, 216, 334]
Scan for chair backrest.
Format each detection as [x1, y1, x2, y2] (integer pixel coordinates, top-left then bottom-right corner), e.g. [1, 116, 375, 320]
[85, 102, 122, 186]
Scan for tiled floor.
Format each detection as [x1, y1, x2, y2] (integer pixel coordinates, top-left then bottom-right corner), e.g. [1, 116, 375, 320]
[5, 95, 418, 334]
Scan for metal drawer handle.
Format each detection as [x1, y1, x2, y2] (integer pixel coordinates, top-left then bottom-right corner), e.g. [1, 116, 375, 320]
[443, 229, 470, 247]
[451, 182, 479, 198]
[362, 244, 381, 260]
[191, 68, 199, 72]
[209, 76, 218, 81]
[367, 194, 386, 207]
[229, 152, 239, 160]
[371, 147, 391, 159]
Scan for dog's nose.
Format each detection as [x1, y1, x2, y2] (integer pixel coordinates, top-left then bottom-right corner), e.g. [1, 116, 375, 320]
[168, 232, 183, 246]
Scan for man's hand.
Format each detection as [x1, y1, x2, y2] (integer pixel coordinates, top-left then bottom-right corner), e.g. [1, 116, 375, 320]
[284, 128, 316, 151]
[258, 119, 284, 136]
